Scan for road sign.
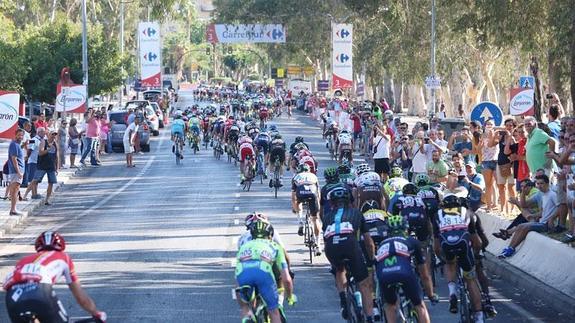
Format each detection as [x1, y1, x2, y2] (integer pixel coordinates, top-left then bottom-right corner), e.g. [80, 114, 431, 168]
[303, 66, 314, 76]
[275, 79, 284, 87]
[287, 66, 302, 76]
[277, 68, 285, 78]
[425, 76, 441, 90]
[206, 24, 286, 44]
[356, 82, 365, 97]
[519, 76, 535, 89]
[317, 80, 330, 92]
[471, 102, 503, 126]
[332, 23, 353, 88]
[509, 87, 535, 116]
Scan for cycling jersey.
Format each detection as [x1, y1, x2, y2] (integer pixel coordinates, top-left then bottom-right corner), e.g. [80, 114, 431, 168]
[171, 119, 186, 137]
[239, 143, 255, 162]
[338, 133, 353, 146]
[235, 239, 288, 311]
[391, 195, 431, 242]
[339, 173, 356, 187]
[255, 133, 271, 152]
[299, 155, 317, 174]
[3, 251, 78, 291]
[188, 117, 200, 131]
[434, 207, 475, 273]
[237, 136, 253, 146]
[292, 172, 319, 214]
[417, 186, 441, 221]
[375, 235, 425, 306]
[269, 139, 286, 164]
[361, 209, 389, 246]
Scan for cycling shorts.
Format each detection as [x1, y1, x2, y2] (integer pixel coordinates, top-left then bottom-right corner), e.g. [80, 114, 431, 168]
[376, 268, 423, 306]
[5, 283, 68, 323]
[259, 111, 269, 119]
[405, 214, 431, 243]
[240, 146, 255, 162]
[172, 130, 184, 139]
[190, 125, 200, 135]
[325, 237, 368, 283]
[256, 139, 270, 154]
[357, 188, 383, 213]
[295, 185, 319, 215]
[236, 267, 280, 310]
[270, 148, 286, 165]
[440, 231, 474, 273]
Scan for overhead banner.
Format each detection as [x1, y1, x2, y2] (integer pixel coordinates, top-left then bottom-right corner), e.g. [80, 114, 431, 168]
[509, 87, 535, 116]
[0, 91, 20, 139]
[56, 84, 87, 113]
[206, 24, 286, 44]
[332, 23, 353, 89]
[138, 22, 161, 88]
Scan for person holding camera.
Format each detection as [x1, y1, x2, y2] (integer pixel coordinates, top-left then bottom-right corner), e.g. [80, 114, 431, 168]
[448, 126, 473, 164]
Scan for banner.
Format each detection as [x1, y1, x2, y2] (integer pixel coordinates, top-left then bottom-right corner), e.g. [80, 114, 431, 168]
[0, 91, 20, 139]
[317, 80, 330, 92]
[356, 82, 365, 97]
[56, 84, 87, 113]
[332, 23, 353, 89]
[138, 22, 161, 88]
[206, 24, 286, 44]
[509, 87, 535, 116]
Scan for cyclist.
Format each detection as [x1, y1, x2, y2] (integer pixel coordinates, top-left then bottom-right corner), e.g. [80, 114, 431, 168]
[171, 111, 186, 159]
[337, 162, 355, 187]
[375, 215, 437, 323]
[291, 163, 322, 255]
[337, 129, 354, 163]
[188, 113, 201, 149]
[268, 134, 287, 187]
[322, 186, 375, 322]
[235, 219, 296, 323]
[294, 146, 318, 174]
[289, 136, 308, 157]
[434, 194, 485, 323]
[226, 122, 241, 155]
[384, 166, 409, 208]
[238, 134, 255, 184]
[3, 231, 106, 323]
[320, 167, 346, 218]
[255, 131, 272, 176]
[354, 163, 384, 213]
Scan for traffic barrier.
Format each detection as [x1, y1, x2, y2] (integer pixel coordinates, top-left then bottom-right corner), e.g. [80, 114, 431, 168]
[478, 210, 575, 298]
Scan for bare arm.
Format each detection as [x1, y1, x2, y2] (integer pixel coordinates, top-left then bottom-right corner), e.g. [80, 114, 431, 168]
[69, 281, 99, 316]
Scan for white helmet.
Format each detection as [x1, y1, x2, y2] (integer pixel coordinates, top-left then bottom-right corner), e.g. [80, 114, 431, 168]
[384, 110, 393, 119]
[356, 163, 371, 176]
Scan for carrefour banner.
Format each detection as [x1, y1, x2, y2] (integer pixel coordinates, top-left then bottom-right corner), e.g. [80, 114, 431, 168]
[332, 23, 353, 89]
[206, 24, 286, 44]
[0, 91, 20, 139]
[56, 84, 87, 113]
[138, 22, 161, 88]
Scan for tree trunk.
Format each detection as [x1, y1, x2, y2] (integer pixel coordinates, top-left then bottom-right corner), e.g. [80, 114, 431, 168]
[393, 81, 403, 112]
[383, 73, 395, 108]
[548, 48, 564, 98]
[571, 10, 575, 115]
[531, 56, 544, 121]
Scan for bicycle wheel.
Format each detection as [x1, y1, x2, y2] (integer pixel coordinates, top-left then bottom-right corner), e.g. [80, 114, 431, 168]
[428, 244, 436, 287]
[175, 141, 181, 165]
[274, 171, 279, 198]
[304, 209, 313, 264]
[460, 281, 472, 323]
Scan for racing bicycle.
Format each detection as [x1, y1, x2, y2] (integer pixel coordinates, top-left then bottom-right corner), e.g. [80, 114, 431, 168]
[174, 135, 184, 165]
[256, 150, 266, 184]
[272, 157, 282, 198]
[190, 132, 200, 154]
[343, 261, 364, 323]
[301, 199, 318, 264]
[243, 156, 256, 192]
[213, 139, 224, 160]
[235, 285, 287, 323]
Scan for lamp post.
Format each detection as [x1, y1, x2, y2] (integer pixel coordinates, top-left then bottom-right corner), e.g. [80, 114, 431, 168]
[119, 1, 125, 106]
[81, 0, 89, 104]
[430, 0, 437, 115]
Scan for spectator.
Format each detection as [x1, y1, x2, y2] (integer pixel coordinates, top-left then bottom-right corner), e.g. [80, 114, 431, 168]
[525, 116, 556, 176]
[429, 117, 440, 132]
[457, 104, 465, 119]
[22, 128, 46, 200]
[494, 179, 540, 239]
[437, 103, 447, 119]
[462, 160, 485, 212]
[80, 109, 100, 167]
[46, 118, 56, 133]
[34, 113, 48, 130]
[391, 135, 412, 179]
[349, 111, 362, 151]
[547, 105, 561, 139]
[58, 119, 67, 168]
[68, 118, 80, 168]
[7, 129, 26, 215]
[411, 131, 428, 180]
[124, 117, 140, 168]
[445, 153, 468, 195]
[21, 121, 32, 188]
[499, 174, 559, 258]
[26, 130, 59, 205]
[448, 126, 473, 164]
[421, 129, 447, 163]
[506, 125, 529, 192]
[480, 118, 499, 211]
[373, 122, 392, 181]
[379, 98, 390, 112]
[99, 112, 110, 156]
[426, 149, 449, 184]
[496, 119, 517, 215]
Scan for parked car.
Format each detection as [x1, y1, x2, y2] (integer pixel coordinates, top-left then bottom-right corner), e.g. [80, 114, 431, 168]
[124, 100, 160, 136]
[150, 102, 164, 129]
[437, 118, 467, 139]
[108, 111, 151, 152]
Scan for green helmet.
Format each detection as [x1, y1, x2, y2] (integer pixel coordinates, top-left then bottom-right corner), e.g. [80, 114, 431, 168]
[324, 167, 339, 183]
[387, 214, 407, 236]
[390, 167, 403, 178]
[250, 219, 274, 239]
[414, 173, 430, 187]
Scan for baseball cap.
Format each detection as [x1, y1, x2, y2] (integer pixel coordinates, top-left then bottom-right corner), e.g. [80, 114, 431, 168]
[465, 161, 476, 168]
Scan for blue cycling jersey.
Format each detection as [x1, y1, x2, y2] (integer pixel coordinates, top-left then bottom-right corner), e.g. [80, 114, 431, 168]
[171, 119, 185, 135]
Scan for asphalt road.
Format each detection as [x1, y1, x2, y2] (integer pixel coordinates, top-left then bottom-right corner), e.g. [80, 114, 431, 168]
[0, 110, 568, 322]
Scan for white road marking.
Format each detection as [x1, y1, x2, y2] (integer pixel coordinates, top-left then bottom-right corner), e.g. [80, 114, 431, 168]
[230, 259, 237, 267]
[235, 193, 241, 198]
[234, 206, 239, 211]
[231, 289, 237, 300]
[233, 219, 240, 225]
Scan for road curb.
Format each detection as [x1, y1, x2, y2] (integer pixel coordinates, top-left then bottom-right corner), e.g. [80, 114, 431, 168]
[484, 252, 575, 317]
[0, 165, 86, 238]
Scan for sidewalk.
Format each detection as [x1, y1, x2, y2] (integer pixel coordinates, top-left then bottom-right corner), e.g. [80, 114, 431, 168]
[0, 164, 83, 238]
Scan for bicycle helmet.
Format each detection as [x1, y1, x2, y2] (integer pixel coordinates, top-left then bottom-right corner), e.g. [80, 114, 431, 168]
[337, 163, 351, 175]
[387, 215, 408, 236]
[297, 163, 310, 173]
[250, 219, 274, 239]
[35, 231, 66, 252]
[244, 212, 268, 229]
[442, 194, 461, 209]
[174, 110, 183, 118]
[340, 129, 349, 134]
[295, 136, 304, 143]
[273, 133, 282, 140]
[324, 167, 339, 183]
[327, 185, 351, 202]
[402, 183, 419, 195]
[295, 143, 307, 151]
[390, 167, 403, 179]
[268, 125, 278, 132]
[356, 163, 371, 176]
[414, 173, 430, 187]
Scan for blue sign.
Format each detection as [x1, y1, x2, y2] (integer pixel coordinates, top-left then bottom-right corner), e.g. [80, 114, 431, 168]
[337, 29, 350, 38]
[144, 52, 158, 62]
[317, 80, 330, 92]
[471, 102, 503, 126]
[143, 27, 157, 37]
[337, 53, 350, 63]
[519, 76, 535, 89]
[134, 79, 142, 92]
[271, 29, 283, 40]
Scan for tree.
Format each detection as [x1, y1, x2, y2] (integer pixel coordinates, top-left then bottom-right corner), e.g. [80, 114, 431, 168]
[0, 14, 26, 91]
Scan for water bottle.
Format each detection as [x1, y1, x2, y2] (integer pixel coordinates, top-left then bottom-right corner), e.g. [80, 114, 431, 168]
[353, 291, 363, 308]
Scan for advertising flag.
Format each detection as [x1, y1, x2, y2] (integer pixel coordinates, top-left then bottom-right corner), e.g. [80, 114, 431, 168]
[332, 23, 353, 89]
[139, 22, 161, 88]
[0, 91, 20, 139]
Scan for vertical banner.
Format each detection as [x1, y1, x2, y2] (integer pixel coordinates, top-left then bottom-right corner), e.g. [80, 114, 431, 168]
[332, 23, 353, 89]
[0, 91, 20, 139]
[138, 22, 161, 88]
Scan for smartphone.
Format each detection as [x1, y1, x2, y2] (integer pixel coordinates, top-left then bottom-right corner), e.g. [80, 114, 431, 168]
[28, 139, 35, 144]
[458, 175, 466, 181]
[424, 137, 430, 143]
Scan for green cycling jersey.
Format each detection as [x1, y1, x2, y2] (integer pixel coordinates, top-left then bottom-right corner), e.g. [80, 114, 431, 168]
[235, 238, 288, 277]
[188, 117, 200, 128]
